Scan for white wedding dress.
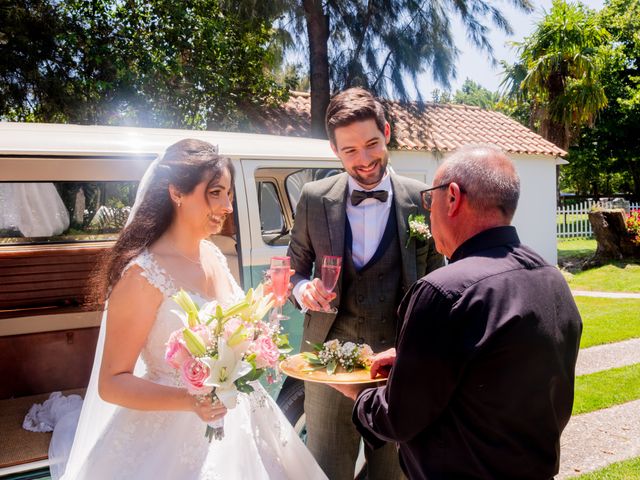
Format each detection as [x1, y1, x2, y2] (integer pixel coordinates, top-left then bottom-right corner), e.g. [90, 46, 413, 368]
[50, 241, 327, 480]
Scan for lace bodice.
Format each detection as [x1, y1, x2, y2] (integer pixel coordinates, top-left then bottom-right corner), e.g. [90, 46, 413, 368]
[123, 240, 244, 384]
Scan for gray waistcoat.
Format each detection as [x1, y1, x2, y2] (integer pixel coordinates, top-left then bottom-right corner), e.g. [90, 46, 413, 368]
[326, 203, 402, 352]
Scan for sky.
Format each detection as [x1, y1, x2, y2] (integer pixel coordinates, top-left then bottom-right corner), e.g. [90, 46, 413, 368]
[409, 0, 606, 99]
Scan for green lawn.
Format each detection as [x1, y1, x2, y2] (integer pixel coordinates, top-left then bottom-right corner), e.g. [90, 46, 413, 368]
[575, 456, 640, 479]
[567, 263, 640, 292]
[557, 239, 640, 292]
[558, 238, 597, 262]
[573, 363, 640, 415]
[576, 297, 640, 348]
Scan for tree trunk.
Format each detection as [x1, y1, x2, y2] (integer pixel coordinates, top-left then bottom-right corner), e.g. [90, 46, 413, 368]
[302, 0, 330, 139]
[586, 209, 640, 266]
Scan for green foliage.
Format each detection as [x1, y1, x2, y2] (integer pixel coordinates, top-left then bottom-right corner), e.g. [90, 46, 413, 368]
[563, 0, 640, 199]
[0, 0, 288, 128]
[573, 363, 640, 414]
[575, 297, 640, 348]
[452, 79, 499, 109]
[501, 0, 609, 149]
[280, 0, 533, 135]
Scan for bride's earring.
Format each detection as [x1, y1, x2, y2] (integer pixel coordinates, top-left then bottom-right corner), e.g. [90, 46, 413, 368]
[177, 200, 181, 207]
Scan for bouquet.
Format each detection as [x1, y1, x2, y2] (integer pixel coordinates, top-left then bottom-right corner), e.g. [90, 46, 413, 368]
[166, 285, 291, 441]
[301, 339, 374, 375]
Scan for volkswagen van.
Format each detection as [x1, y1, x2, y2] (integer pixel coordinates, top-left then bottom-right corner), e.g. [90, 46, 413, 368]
[0, 122, 439, 478]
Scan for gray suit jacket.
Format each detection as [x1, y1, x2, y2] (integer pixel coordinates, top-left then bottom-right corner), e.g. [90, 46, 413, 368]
[287, 171, 443, 349]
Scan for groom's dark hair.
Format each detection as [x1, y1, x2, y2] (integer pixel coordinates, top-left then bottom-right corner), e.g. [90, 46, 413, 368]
[325, 87, 387, 144]
[90, 139, 234, 304]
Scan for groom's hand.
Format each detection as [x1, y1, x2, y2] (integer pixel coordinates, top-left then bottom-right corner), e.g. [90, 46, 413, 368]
[301, 278, 337, 312]
[370, 348, 396, 379]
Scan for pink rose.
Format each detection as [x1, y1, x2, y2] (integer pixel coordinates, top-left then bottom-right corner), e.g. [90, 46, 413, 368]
[191, 324, 214, 348]
[165, 331, 192, 369]
[222, 317, 243, 340]
[253, 335, 279, 369]
[180, 358, 212, 395]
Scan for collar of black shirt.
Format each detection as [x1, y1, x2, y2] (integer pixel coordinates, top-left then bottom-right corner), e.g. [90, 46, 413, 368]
[449, 226, 520, 263]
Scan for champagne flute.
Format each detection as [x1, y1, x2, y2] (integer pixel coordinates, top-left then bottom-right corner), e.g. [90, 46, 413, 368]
[269, 256, 291, 324]
[321, 255, 342, 314]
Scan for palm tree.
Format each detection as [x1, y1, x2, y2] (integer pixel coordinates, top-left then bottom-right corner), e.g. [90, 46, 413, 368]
[502, 0, 609, 150]
[288, 0, 534, 137]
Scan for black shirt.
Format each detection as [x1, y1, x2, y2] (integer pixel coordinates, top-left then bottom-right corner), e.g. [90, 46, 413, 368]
[353, 226, 582, 479]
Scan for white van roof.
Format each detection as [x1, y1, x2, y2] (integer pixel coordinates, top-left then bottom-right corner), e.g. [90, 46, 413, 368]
[0, 122, 336, 160]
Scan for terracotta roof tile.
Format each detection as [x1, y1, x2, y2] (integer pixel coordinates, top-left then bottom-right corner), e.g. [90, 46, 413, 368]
[247, 91, 566, 157]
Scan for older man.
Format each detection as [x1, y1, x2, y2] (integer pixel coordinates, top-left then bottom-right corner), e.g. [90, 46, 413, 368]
[332, 145, 583, 479]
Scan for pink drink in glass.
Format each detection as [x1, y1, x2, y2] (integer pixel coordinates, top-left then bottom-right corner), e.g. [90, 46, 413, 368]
[321, 256, 341, 314]
[269, 256, 291, 323]
[321, 265, 341, 291]
[270, 265, 291, 304]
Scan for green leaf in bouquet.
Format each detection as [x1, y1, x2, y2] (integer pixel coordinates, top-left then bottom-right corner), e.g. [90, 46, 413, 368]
[300, 352, 318, 362]
[276, 334, 292, 354]
[227, 324, 249, 347]
[326, 359, 337, 375]
[222, 301, 250, 319]
[182, 327, 207, 356]
[172, 289, 200, 328]
[306, 341, 325, 352]
[235, 378, 255, 394]
[244, 287, 254, 305]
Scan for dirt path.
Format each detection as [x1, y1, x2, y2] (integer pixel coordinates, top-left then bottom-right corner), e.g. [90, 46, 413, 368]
[576, 338, 640, 375]
[558, 399, 640, 478]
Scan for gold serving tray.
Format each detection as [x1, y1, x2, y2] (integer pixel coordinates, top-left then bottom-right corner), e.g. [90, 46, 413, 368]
[280, 354, 387, 385]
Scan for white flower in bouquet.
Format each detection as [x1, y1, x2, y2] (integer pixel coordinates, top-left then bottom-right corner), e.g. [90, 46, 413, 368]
[165, 286, 292, 441]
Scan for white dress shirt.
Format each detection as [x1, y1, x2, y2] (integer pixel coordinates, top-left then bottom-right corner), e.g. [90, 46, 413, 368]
[293, 170, 393, 307]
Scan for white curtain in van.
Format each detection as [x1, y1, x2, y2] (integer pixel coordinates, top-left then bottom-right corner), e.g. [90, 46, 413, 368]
[0, 183, 70, 237]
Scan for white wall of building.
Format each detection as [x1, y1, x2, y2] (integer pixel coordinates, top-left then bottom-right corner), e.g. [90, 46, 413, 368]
[390, 149, 558, 266]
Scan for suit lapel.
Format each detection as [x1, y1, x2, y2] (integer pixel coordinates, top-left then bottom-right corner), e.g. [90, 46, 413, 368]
[391, 173, 418, 288]
[323, 173, 349, 257]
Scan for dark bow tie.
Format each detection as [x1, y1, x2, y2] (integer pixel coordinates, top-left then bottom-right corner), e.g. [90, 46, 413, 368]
[350, 189, 389, 206]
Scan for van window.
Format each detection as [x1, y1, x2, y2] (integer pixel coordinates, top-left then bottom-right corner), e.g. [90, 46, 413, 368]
[254, 168, 342, 247]
[257, 181, 288, 246]
[0, 181, 137, 244]
[285, 168, 343, 213]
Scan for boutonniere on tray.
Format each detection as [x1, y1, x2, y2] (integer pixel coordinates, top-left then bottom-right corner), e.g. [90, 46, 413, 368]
[279, 340, 386, 385]
[406, 213, 432, 247]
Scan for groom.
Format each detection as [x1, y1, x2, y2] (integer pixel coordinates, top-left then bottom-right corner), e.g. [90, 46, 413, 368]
[287, 87, 443, 479]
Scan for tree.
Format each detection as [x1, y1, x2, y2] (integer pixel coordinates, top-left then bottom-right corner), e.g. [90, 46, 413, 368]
[0, 0, 288, 128]
[283, 0, 533, 137]
[501, 0, 610, 150]
[452, 79, 499, 108]
[563, 0, 640, 199]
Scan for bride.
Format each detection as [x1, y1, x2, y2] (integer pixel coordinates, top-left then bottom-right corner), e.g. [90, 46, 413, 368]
[50, 139, 327, 479]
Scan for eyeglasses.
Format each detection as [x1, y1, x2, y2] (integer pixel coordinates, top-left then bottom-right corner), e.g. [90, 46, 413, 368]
[420, 184, 449, 211]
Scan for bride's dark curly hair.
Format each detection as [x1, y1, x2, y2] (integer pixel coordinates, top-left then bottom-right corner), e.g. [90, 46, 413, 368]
[91, 138, 234, 303]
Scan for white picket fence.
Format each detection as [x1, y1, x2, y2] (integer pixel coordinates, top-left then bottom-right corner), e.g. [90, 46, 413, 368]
[557, 200, 640, 239]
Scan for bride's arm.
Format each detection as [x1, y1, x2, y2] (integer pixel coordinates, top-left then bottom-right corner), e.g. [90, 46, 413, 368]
[98, 266, 224, 421]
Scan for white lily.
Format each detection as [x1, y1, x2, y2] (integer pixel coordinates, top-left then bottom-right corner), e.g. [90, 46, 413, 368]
[203, 341, 252, 409]
[239, 284, 274, 323]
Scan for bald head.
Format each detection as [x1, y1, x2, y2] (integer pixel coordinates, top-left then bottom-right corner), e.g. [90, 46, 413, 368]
[436, 145, 520, 222]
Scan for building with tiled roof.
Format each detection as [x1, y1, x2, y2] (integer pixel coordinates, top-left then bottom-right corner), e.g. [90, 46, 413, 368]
[248, 91, 563, 264]
[247, 91, 566, 157]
